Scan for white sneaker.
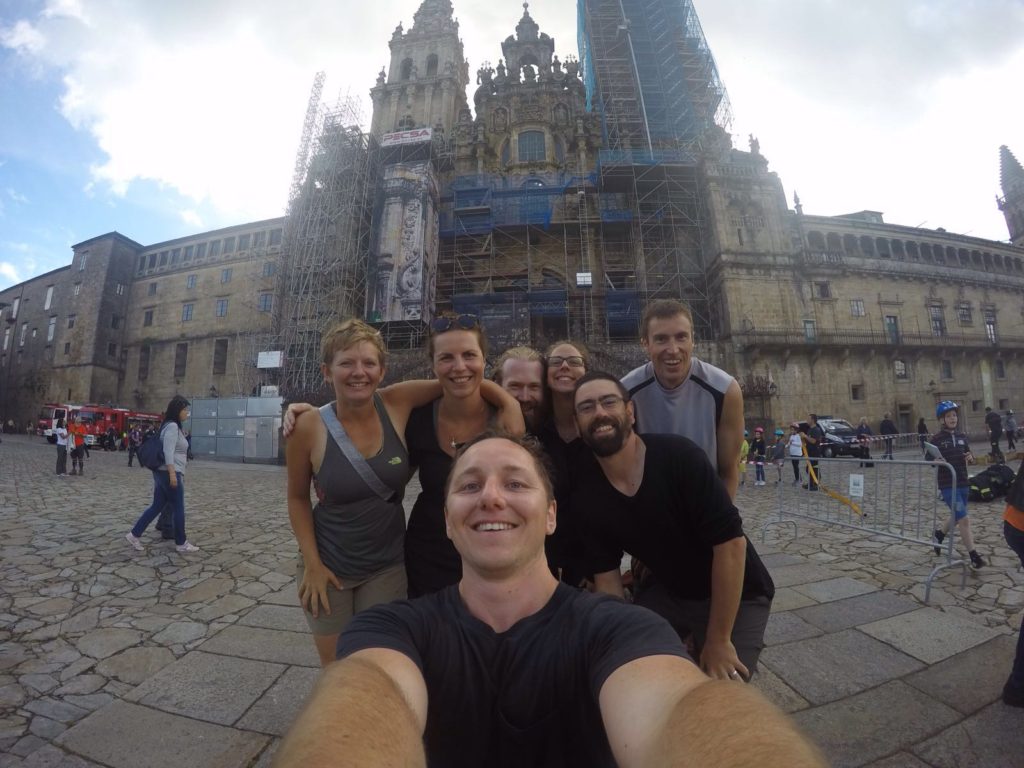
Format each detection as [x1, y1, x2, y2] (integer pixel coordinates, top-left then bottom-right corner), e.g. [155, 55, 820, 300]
[125, 532, 144, 551]
[175, 541, 200, 553]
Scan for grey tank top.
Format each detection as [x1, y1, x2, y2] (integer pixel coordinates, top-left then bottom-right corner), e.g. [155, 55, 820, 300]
[311, 394, 412, 581]
[622, 357, 734, 471]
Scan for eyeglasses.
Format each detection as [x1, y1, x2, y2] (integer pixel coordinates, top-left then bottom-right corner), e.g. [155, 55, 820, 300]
[575, 394, 626, 416]
[547, 355, 585, 369]
[430, 314, 480, 333]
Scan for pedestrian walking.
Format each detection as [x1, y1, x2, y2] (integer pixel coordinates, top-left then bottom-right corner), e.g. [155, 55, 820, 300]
[1006, 410, 1017, 451]
[930, 401, 985, 569]
[127, 423, 142, 466]
[917, 417, 929, 456]
[54, 418, 69, 476]
[771, 428, 786, 483]
[985, 407, 1005, 463]
[68, 417, 87, 475]
[750, 427, 767, 485]
[856, 417, 874, 467]
[787, 423, 803, 484]
[738, 431, 750, 486]
[125, 396, 200, 555]
[879, 412, 898, 459]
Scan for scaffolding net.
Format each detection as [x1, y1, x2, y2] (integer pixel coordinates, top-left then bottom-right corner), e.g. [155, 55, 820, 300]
[274, 86, 376, 401]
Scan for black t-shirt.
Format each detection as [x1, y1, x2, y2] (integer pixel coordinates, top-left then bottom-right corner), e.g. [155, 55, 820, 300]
[929, 429, 971, 488]
[985, 411, 1003, 435]
[573, 434, 774, 601]
[806, 423, 825, 457]
[337, 583, 689, 768]
[535, 424, 589, 583]
[404, 402, 462, 597]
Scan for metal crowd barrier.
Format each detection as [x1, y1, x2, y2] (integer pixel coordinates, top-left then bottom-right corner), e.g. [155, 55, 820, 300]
[762, 455, 967, 603]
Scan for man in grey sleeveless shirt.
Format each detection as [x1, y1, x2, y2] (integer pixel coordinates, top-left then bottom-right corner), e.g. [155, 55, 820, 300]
[621, 300, 745, 499]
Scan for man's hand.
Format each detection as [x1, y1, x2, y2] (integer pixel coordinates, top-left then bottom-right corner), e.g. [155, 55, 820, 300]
[283, 402, 316, 438]
[700, 638, 748, 682]
[299, 561, 342, 618]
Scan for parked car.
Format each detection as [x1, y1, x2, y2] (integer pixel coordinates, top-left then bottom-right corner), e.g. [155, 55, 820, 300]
[817, 418, 860, 458]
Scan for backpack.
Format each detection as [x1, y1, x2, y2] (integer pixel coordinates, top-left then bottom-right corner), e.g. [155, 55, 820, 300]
[137, 424, 170, 470]
[968, 464, 1016, 502]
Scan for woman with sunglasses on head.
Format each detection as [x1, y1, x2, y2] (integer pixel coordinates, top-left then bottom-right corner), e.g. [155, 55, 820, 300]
[535, 340, 591, 586]
[404, 313, 526, 597]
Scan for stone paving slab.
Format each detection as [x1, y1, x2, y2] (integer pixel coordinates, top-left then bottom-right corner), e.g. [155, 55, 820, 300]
[768, 563, 843, 588]
[791, 576, 878, 603]
[859, 607, 1001, 664]
[56, 700, 268, 768]
[237, 605, 309, 634]
[791, 681, 962, 768]
[198, 625, 319, 667]
[912, 702, 1024, 768]
[760, 629, 925, 704]
[4, 435, 1023, 767]
[903, 634, 1017, 715]
[793, 590, 921, 633]
[125, 651, 285, 725]
[763, 611, 823, 646]
[770, 586, 820, 612]
[236, 666, 319, 736]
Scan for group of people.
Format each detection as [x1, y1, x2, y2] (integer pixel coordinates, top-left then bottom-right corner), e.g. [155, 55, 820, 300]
[269, 301, 824, 765]
[52, 416, 88, 476]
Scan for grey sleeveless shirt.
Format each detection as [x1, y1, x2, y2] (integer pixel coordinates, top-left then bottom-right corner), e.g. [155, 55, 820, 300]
[311, 394, 412, 581]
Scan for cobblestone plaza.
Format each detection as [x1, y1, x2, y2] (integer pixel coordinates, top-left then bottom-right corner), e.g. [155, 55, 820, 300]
[2, 434, 1024, 767]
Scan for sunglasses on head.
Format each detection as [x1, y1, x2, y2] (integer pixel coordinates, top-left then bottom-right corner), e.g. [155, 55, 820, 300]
[430, 314, 480, 333]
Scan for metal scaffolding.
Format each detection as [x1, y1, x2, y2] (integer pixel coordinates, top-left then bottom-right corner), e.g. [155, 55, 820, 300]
[274, 85, 377, 400]
[575, 0, 732, 337]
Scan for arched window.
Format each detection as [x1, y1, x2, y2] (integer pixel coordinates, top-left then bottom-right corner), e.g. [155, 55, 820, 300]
[518, 131, 545, 163]
[426, 54, 438, 77]
[400, 58, 413, 81]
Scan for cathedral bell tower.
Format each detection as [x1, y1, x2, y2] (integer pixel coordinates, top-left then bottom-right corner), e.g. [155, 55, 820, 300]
[369, 0, 470, 137]
[998, 145, 1024, 247]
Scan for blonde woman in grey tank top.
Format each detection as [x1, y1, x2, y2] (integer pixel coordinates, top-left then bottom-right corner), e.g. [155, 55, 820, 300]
[285, 319, 524, 666]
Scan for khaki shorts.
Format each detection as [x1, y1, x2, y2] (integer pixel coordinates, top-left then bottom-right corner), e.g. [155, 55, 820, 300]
[295, 560, 407, 636]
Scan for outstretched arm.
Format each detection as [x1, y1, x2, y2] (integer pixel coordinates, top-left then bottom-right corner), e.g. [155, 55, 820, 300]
[699, 536, 747, 680]
[599, 655, 824, 768]
[480, 379, 526, 436]
[716, 381, 744, 500]
[274, 650, 428, 767]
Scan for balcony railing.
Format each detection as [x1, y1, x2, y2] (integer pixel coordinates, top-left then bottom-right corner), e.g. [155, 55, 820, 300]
[730, 327, 1024, 351]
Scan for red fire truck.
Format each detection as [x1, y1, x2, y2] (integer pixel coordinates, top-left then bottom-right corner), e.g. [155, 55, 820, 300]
[38, 403, 161, 446]
[37, 403, 81, 442]
[73, 405, 162, 448]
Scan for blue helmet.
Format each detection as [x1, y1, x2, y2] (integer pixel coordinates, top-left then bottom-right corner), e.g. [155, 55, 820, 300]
[774, 428, 785, 436]
[935, 400, 959, 419]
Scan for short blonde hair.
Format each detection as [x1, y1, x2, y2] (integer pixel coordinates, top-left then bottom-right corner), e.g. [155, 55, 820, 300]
[321, 318, 386, 366]
[492, 346, 544, 384]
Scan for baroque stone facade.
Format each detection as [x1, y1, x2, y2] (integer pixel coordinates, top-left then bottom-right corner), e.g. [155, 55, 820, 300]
[2, 0, 1023, 436]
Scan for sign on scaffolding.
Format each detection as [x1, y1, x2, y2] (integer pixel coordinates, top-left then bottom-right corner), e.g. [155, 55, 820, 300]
[257, 351, 284, 369]
[381, 128, 433, 147]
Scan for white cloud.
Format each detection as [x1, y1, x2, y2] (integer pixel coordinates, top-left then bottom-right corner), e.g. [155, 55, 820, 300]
[6, 188, 29, 204]
[0, 0, 1021, 245]
[179, 209, 202, 228]
[0, 20, 46, 54]
[0, 261, 21, 283]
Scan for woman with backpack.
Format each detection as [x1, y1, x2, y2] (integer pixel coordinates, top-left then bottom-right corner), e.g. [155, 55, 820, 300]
[125, 396, 199, 554]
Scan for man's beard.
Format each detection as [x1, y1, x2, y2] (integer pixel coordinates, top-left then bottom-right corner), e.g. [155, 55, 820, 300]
[519, 401, 539, 431]
[583, 416, 629, 457]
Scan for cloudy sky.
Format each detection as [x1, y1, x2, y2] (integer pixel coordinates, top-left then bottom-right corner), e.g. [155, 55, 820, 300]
[1, 0, 1022, 291]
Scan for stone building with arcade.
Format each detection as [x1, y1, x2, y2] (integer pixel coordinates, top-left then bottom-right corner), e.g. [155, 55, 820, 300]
[2, 0, 1023, 438]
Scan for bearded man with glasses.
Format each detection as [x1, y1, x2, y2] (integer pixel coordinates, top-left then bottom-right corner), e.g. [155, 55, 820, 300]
[572, 371, 774, 683]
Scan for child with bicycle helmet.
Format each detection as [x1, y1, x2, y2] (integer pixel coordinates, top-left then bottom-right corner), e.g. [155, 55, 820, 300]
[930, 401, 985, 568]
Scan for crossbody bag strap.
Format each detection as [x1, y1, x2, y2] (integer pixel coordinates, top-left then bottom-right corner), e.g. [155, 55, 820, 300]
[319, 403, 393, 501]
